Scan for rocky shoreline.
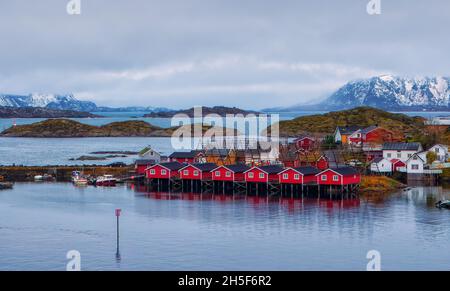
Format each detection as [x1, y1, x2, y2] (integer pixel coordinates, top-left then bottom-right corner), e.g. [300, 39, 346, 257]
[0, 106, 101, 118]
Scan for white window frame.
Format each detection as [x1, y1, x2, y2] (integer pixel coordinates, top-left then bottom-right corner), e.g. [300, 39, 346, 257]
[248, 172, 254, 178]
[283, 173, 288, 179]
[150, 169, 155, 175]
[215, 171, 220, 177]
[333, 175, 339, 181]
[294, 174, 300, 180]
[161, 169, 167, 175]
[321, 175, 327, 181]
[183, 170, 189, 176]
[259, 173, 265, 179]
[225, 171, 231, 177]
[194, 170, 199, 176]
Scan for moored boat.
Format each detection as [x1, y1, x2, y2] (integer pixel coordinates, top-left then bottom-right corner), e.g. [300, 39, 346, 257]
[436, 200, 450, 209]
[95, 175, 117, 186]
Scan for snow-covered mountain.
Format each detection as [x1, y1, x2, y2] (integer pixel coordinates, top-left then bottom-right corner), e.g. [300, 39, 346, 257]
[0, 94, 98, 111]
[324, 75, 450, 110]
[0, 93, 172, 112]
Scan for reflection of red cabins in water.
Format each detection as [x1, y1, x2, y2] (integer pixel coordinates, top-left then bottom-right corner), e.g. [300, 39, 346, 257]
[316, 167, 361, 185]
[179, 163, 217, 180]
[244, 165, 284, 183]
[145, 162, 185, 179]
[211, 164, 250, 182]
[278, 166, 320, 184]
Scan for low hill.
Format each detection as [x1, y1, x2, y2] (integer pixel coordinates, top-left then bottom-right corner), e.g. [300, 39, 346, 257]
[144, 106, 260, 117]
[274, 107, 426, 137]
[0, 119, 235, 138]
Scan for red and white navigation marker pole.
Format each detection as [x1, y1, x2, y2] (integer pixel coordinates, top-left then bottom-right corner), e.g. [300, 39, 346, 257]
[115, 209, 122, 260]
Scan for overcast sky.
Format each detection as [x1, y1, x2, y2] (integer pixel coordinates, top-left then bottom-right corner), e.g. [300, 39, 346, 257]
[0, 0, 448, 109]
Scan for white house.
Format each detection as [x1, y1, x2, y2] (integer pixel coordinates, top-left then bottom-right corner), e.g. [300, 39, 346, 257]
[405, 153, 426, 174]
[370, 157, 392, 173]
[139, 146, 161, 163]
[427, 144, 449, 162]
[382, 142, 423, 162]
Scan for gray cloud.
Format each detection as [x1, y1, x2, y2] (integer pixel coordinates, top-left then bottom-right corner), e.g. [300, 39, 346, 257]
[0, 0, 449, 109]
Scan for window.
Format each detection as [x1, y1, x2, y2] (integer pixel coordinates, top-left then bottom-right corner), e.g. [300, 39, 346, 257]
[333, 175, 339, 181]
[397, 153, 401, 158]
[283, 173, 288, 179]
[321, 175, 327, 181]
[150, 169, 155, 175]
[259, 173, 265, 179]
[150, 152, 153, 156]
[294, 174, 300, 180]
[407, 154, 412, 158]
[161, 170, 167, 175]
[225, 171, 231, 177]
[248, 173, 254, 178]
[412, 164, 419, 170]
[215, 171, 220, 177]
[435, 148, 440, 153]
[194, 170, 199, 176]
[387, 153, 392, 158]
[183, 170, 189, 175]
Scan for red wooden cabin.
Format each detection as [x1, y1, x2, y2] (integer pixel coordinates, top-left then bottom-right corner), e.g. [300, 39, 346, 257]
[169, 151, 199, 164]
[278, 166, 320, 184]
[145, 162, 184, 179]
[135, 159, 156, 175]
[294, 136, 315, 151]
[316, 155, 329, 170]
[316, 167, 361, 185]
[179, 163, 217, 180]
[244, 165, 284, 183]
[211, 164, 250, 182]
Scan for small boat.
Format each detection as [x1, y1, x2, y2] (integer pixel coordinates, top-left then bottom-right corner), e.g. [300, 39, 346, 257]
[73, 176, 89, 186]
[95, 175, 117, 187]
[34, 175, 44, 181]
[435, 200, 450, 209]
[0, 182, 13, 190]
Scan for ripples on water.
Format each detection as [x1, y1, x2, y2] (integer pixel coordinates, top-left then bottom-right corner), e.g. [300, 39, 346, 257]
[0, 183, 449, 270]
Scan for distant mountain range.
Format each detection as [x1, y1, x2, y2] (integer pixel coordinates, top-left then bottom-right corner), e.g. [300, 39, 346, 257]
[144, 106, 261, 117]
[265, 75, 450, 112]
[0, 93, 171, 113]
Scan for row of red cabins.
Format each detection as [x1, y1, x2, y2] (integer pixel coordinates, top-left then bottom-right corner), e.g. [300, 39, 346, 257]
[145, 162, 361, 186]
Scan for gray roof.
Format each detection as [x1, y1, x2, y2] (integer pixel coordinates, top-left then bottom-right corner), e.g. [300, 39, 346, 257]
[224, 164, 251, 173]
[257, 165, 284, 174]
[382, 142, 421, 151]
[336, 126, 362, 135]
[372, 157, 384, 163]
[190, 163, 218, 172]
[293, 166, 320, 175]
[360, 125, 378, 134]
[169, 151, 197, 158]
[330, 167, 359, 175]
[159, 162, 185, 171]
[135, 159, 156, 165]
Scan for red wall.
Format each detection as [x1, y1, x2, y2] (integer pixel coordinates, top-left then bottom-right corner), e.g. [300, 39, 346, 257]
[278, 168, 303, 184]
[145, 165, 178, 179]
[212, 167, 234, 182]
[295, 138, 315, 150]
[316, 157, 329, 170]
[245, 168, 268, 183]
[317, 170, 361, 185]
[179, 165, 212, 180]
[136, 164, 150, 175]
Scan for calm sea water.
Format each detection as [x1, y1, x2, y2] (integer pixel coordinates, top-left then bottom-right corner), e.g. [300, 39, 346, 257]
[0, 183, 449, 270]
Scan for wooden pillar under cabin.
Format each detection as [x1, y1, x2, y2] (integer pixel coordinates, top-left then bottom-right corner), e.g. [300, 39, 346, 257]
[222, 181, 225, 194]
[291, 184, 293, 199]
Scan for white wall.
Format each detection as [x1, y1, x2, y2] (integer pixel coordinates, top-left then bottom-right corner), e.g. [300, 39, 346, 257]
[407, 156, 424, 174]
[383, 150, 417, 162]
[370, 159, 392, 173]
